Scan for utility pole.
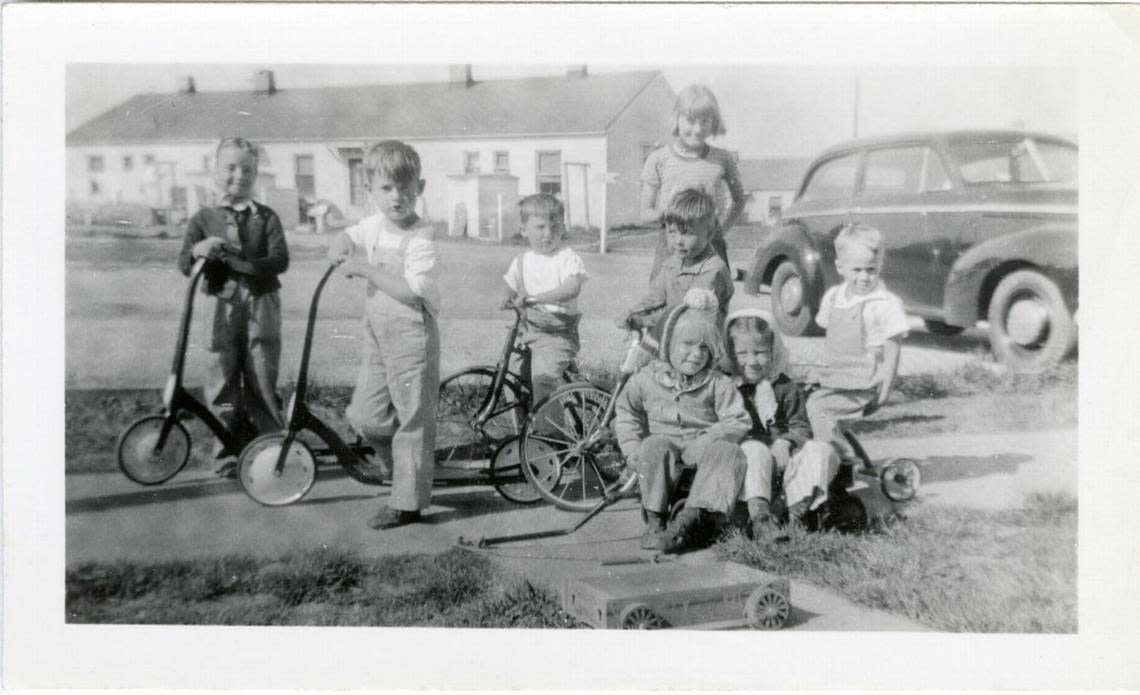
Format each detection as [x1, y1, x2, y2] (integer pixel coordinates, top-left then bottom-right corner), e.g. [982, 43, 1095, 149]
[852, 76, 861, 138]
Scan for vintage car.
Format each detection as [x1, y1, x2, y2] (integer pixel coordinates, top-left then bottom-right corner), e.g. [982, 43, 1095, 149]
[743, 130, 1078, 372]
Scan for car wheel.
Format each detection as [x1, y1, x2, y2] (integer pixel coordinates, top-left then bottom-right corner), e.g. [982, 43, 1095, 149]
[923, 319, 965, 336]
[770, 260, 820, 336]
[987, 269, 1076, 372]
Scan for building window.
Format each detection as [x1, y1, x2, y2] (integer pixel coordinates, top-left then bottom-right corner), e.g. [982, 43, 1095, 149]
[348, 158, 366, 207]
[88, 156, 104, 173]
[768, 195, 783, 219]
[122, 155, 133, 172]
[202, 154, 211, 171]
[90, 180, 100, 195]
[536, 150, 562, 196]
[494, 151, 510, 174]
[295, 155, 316, 201]
[143, 154, 155, 165]
[171, 186, 188, 209]
[464, 151, 480, 174]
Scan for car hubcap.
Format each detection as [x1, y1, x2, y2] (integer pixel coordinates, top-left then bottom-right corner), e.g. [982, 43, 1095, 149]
[779, 275, 803, 312]
[1007, 297, 1049, 346]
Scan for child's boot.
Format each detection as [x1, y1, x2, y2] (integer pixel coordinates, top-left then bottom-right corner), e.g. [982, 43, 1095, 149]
[641, 510, 668, 550]
[658, 507, 703, 554]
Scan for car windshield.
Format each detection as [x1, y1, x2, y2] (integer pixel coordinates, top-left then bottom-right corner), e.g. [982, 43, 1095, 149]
[948, 136, 1077, 185]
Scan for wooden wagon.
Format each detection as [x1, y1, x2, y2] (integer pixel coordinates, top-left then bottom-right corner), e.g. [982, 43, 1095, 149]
[562, 561, 791, 630]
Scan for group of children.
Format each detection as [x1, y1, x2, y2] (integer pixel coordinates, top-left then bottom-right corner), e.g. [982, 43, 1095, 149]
[179, 83, 907, 548]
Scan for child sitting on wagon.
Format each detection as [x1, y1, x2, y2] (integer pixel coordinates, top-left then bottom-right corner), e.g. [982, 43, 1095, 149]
[613, 289, 751, 554]
[723, 309, 838, 536]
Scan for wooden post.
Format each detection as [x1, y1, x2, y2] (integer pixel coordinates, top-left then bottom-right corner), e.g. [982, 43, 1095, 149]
[599, 174, 608, 255]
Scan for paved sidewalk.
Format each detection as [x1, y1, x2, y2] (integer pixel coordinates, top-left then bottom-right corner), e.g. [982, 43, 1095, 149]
[65, 427, 1075, 631]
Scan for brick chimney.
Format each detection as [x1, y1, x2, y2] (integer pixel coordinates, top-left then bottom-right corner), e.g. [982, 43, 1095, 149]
[179, 76, 196, 94]
[566, 65, 588, 78]
[256, 69, 277, 95]
[448, 64, 474, 88]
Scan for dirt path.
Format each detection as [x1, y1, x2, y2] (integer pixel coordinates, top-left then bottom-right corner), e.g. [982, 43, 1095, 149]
[65, 427, 1075, 631]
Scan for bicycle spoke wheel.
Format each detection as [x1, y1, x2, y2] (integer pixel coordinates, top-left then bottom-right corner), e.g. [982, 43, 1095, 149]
[521, 383, 629, 512]
[436, 367, 524, 477]
[116, 415, 191, 485]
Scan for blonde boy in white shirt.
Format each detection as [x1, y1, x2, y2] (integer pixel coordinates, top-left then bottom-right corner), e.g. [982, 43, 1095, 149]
[503, 194, 589, 410]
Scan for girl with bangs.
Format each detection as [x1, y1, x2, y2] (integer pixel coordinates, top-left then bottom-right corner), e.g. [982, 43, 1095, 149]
[640, 84, 747, 281]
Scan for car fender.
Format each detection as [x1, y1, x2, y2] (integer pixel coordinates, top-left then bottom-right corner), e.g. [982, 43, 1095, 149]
[944, 224, 1078, 326]
[744, 221, 827, 304]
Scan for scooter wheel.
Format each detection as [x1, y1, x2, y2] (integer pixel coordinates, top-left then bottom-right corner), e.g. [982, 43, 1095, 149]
[238, 433, 317, 506]
[117, 415, 191, 485]
[880, 458, 921, 502]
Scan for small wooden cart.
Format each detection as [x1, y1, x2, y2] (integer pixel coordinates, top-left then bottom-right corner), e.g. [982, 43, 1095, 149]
[562, 561, 791, 630]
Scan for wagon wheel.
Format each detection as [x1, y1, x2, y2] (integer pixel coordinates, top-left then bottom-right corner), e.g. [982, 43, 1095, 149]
[745, 586, 791, 630]
[880, 458, 921, 502]
[620, 603, 669, 629]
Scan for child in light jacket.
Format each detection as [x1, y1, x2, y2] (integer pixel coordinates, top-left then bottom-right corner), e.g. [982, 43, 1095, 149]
[614, 290, 751, 554]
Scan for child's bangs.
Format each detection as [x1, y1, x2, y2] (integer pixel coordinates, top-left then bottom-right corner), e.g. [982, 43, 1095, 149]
[673, 87, 726, 135]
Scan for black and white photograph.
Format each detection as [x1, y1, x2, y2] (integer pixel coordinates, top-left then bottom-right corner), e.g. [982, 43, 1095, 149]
[3, 3, 1139, 691]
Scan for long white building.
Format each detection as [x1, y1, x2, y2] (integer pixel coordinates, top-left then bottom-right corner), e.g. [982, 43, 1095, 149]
[66, 67, 676, 241]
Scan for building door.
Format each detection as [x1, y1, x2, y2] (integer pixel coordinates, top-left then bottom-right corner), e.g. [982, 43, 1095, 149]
[564, 162, 590, 229]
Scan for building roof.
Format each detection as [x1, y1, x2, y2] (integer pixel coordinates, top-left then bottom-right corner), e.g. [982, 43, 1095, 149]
[67, 71, 665, 146]
[738, 157, 813, 192]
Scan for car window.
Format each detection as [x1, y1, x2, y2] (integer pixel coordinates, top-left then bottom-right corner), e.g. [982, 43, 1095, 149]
[949, 136, 1077, 185]
[800, 153, 858, 202]
[861, 147, 925, 195]
[922, 149, 953, 191]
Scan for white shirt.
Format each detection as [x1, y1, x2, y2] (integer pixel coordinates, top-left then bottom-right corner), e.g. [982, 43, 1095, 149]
[503, 246, 588, 315]
[344, 214, 440, 317]
[817, 281, 909, 347]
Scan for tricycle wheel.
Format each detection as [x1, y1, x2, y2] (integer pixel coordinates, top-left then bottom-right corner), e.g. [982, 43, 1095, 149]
[117, 415, 191, 485]
[880, 458, 921, 502]
[620, 602, 669, 629]
[521, 383, 629, 512]
[489, 437, 545, 504]
[745, 584, 790, 630]
[238, 433, 317, 506]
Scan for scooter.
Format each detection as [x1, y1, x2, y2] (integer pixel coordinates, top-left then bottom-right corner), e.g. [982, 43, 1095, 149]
[115, 258, 253, 485]
[236, 258, 390, 506]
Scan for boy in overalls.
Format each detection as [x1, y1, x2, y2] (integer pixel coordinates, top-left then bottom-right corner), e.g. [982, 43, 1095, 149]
[503, 194, 588, 414]
[328, 140, 440, 530]
[806, 223, 909, 462]
[177, 137, 289, 477]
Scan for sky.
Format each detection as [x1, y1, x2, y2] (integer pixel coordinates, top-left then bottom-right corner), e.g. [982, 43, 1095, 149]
[66, 64, 1077, 159]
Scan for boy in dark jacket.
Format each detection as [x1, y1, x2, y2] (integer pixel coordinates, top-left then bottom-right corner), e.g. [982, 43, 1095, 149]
[724, 309, 838, 537]
[177, 137, 289, 475]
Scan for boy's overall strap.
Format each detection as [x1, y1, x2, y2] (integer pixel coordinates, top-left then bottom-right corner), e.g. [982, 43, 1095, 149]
[516, 252, 528, 297]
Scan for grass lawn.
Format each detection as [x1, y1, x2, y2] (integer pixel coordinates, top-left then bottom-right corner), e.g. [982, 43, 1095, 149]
[719, 492, 1078, 633]
[67, 547, 573, 627]
[66, 494, 1075, 632]
[67, 360, 1077, 475]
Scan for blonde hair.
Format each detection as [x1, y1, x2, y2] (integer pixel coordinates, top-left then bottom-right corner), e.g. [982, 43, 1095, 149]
[834, 222, 883, 259]
[363, 140, 423, 187]
[671, 84, 727, 137]
[216, 137, 259, 161]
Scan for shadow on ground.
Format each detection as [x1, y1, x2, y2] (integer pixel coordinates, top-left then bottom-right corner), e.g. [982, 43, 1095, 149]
[912, 453, 1033, 484]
